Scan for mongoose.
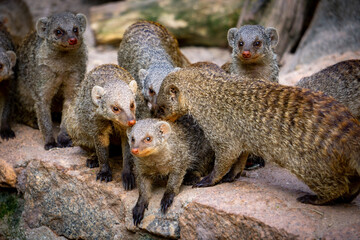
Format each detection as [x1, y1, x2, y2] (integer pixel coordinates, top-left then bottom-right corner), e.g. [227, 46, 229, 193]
[296, 59, 360, 119]
[0, 0, 33, 46]
[65, 64, 138, 188]
[221, 25, 279, 82]
[128, 118, 213, 226]
[0, 24, 16, 140]
[15, 12, 87, 150]
[117, 21, 190, 118]
[155, 67, 360, 205]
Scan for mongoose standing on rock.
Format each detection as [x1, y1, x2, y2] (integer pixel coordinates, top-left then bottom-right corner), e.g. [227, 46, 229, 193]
[296, 59, 360, 119]
[128, 118, 214, 226]
[222, 25, 279, 82]
[117, 21, 190, 118]
[155, 67, 360, 205]
[0, 24, 16, 140]
[15, 12, 87, 150]
[65, 64, 138, 188]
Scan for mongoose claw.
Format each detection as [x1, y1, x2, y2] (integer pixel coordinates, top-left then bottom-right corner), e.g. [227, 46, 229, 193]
[122, 171, 136, 190]
[44, 141, 58, 150]
[96, 170, 112, 182]
[160, 192, 175, 214]
[132, 202, 147, 226]
[57, 133, 73, 148]
[0, 128, 15, 140]
[86, 158, 99, 168]
[193, 174, 215, 188]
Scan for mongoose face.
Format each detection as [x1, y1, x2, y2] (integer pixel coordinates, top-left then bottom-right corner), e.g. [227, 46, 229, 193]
[227, 25, 278, 64]
[92, 80, 138, 128]
[128, 119, 171, 158]
[0, 50, 15, 82]
[36, 12, 87, 51]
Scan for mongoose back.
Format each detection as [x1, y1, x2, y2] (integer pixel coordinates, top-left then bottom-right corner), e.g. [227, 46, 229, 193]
[0, 23, 16, 140]
[0, 0, 33, 46]
[117, 21, 190, 118]
[65, 64, 138, 189]
[155, 67, 360, 205]
[296, 59, 360, 119]
[222, 25, 279, 82]
[128, 118, 213, 226]
[15, 11, 87, 150]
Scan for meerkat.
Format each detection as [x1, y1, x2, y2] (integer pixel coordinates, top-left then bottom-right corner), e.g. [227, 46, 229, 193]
[65, 64, 138, 189]
[296, 59, 360, 119]
[117, 21, 190, 118]
[222, 25, 279, 82]
[15, 11, 87, 150]
[155, 67, 360, 205]
[128, 118, 214, 226]
[0, 23, 16, 140]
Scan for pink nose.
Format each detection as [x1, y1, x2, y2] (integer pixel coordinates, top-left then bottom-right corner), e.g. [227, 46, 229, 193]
[68, 38, 77, 45]
[128, 119, 136, 127]
[242, 51, 251, 58]
[131, 148, 139, 155]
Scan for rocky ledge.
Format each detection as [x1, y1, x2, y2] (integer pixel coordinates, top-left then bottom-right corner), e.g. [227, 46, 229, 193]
[0, 124, 359, 239]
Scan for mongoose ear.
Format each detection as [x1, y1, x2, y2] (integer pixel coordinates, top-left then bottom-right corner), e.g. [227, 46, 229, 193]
[157, 121, 171, 140]
[6, 51, 16, 68]
[138, 69, 148, 87]
[76, 13, 87, 33]
[129, 80, 138, 95]
[36, 17, 49, 39]
[265, 27, 279, 48]
[227, 28, 238, 48]
[91, 85, 105, 107]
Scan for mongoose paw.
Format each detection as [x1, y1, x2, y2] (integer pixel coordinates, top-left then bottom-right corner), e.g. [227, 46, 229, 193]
[96, 170, 112, 182]
[0, 128, 15, 140]
[122, 171, 136, 190]
[44, 141, 58, 150]
[57, 133, 73, 148]
[86, 158, 99, 168]
[160, 192, 175, 214]
[219, 171, 237, 183]
[132, 202, 148, 226]
[297, 194, 319, 205]
[182, 172, 200, 186]
[193, 174, 215, 188]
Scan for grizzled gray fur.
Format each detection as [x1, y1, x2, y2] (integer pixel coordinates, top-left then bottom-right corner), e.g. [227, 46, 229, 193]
[15, 11, 87, 150]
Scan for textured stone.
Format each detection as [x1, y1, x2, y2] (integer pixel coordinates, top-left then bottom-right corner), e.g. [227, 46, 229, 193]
[26, 226, 67, 240]
[0, 158, 16, 188]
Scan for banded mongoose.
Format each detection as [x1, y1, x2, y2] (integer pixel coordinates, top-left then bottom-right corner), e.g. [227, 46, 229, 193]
[296, 59, 360, 119]
[221, 25, 279, 82]
[65, 64, 138, 188]
[117, 21, 190, 118]
[128, 118, 214, 226]
[155, 67, 360, 205]
[15, 12, 87, 150]
[0, 23, 16, 140]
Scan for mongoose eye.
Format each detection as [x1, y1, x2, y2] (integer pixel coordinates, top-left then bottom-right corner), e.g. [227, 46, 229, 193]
[73, 27, 78, 33]
[112, 106, 121, 113]
[144, 136, 152, 143]
[130, 102, 135, 109]
[131, 137, 135, 143]
[253, 41, 262, 47]
[238, 41, 244, 47]
[55, 29, 63, 36]
[149, 88, 155, 96]
[0, 64, 3, 70]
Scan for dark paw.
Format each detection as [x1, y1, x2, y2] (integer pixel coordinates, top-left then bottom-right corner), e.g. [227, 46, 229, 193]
[96, 169, 112, 182]
[0, 128, 15, 140]
[297, 194, 318, 204]
[182, 172, 200, 186]
[132, 202, 148, 226]
[44, 141, 58, 150]
[122, 171, 136, 190]
[86, 158, 99, 168]
[193, 174, 215, 188]
[219, 171, 236, 183]
[160, 192, 175, 214]
[57, 133, 73, 148]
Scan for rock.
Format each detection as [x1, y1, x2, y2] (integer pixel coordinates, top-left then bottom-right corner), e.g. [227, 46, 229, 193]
[89, 0, 243, 47]
[0, 124, 359, 239]
[0, 158, 16, 188]
[26, 226, 67, 240]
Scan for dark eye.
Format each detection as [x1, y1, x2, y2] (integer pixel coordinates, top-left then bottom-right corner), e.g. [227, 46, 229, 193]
[0, 64, 3, 69]
[131, 137, 135, 143]
[144, 136, 152, 143]
[149, 88, 155, 96]
[55, 29, 63, 36]
[253, 41, 261, 47]
[73, 27, 78, 33]
[112, 106, 120, 113]
[238, 41, 244, 47]
[130, 102, 135, 109]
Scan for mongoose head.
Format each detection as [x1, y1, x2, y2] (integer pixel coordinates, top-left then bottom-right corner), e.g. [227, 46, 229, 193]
[91, 79, 138, 128]
[0, 49, 16, 82]
[227, 25, 278, 63]
[128, 119, 171, 158]
[36, 12, 87, 51]
[139, 67, 181, 112]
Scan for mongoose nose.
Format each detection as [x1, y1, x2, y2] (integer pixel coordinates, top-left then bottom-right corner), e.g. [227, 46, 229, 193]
[128, 119, 136, 126]
[131, 148, 139, 155]
[242, 51, 251, 58]
[68, 38, 77, 45]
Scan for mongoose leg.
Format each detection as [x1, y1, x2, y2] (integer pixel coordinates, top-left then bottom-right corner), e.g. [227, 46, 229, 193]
[220, 151, 249, 183]
[121, 135, 136, 190]
[35, 100, 57, 150]
[182, 170, 201, 186]
[94, 135, 112, 182]
[133, 177, 151, 226]
[161, 168, 187, 213]
[86, 153, 99, 168]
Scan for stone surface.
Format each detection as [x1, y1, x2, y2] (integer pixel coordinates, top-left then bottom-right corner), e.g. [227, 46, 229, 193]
[0, 158, 16, 188]
[0, 124, 359, 239]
